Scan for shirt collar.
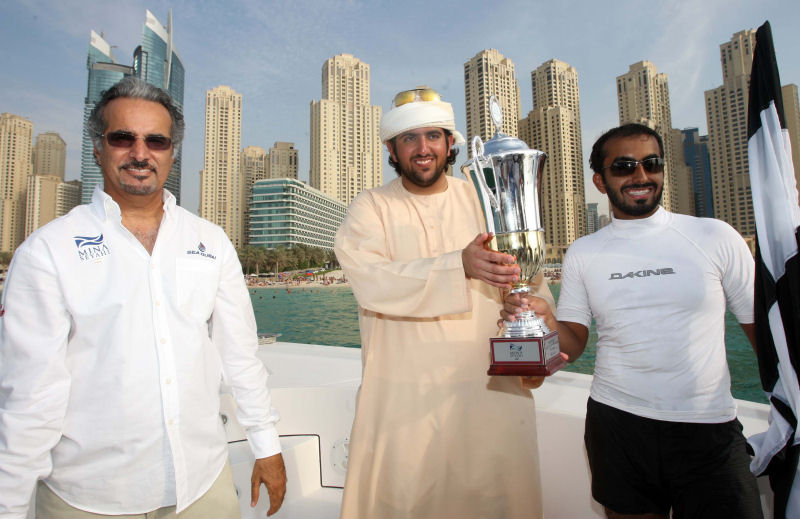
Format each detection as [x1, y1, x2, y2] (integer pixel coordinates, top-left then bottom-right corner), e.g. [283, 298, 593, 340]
[90, 185, 177, 222]
[609, 205, 669, 238]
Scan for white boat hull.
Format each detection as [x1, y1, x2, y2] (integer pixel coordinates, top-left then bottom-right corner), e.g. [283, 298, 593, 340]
[225, 342, 774, 518]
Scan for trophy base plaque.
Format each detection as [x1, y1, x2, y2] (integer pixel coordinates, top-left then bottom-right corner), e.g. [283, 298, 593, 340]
[487, 331, 566, 376]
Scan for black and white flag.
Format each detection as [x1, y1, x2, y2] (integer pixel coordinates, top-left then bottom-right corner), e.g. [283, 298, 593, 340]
[746, 20, 800, 518]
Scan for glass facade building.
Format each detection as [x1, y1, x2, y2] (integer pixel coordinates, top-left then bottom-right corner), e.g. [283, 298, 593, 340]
[682, 128, 715, 218]
[80, 11, 184, 204]
[134, 10, 184, 203]
[249, 179, 347, 250]
[80, 31, 133, 203]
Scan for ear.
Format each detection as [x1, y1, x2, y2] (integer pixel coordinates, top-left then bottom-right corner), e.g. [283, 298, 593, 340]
[447, 133, 454, 149]
[386, 140, 397, 162]
[592, 173, 607, 194]
[93, 147, 101, 166]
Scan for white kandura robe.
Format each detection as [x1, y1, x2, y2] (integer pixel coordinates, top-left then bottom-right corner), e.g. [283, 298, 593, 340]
[334, 176, 554, 519]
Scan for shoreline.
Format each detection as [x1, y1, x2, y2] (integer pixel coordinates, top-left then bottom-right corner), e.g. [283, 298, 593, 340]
[246, 269, 350, 289]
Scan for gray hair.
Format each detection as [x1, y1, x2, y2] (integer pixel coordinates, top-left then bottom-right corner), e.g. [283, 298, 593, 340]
[87, 76, 185, 155]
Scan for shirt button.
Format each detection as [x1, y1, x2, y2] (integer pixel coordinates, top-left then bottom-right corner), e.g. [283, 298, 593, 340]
[168, 419, 175, 426]
[160, 338, 166, 344]
[166, 377, 172, 384]
[155, 299, 161, 306]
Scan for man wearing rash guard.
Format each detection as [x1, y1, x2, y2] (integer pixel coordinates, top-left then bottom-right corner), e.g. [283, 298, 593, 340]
[503, 123, 762, 519]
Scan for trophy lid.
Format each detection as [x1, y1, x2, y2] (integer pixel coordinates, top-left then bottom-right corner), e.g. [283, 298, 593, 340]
[483, 95, 532, 156]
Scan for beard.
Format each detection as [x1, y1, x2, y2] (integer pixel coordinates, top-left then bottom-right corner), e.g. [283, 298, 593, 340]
[604, 178, 663, 217]
[397, 154, 448, 189]
[119, 159, 159, 195]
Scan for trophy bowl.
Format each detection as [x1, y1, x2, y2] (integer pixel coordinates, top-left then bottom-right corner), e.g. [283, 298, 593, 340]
[463, 96, 565, 377]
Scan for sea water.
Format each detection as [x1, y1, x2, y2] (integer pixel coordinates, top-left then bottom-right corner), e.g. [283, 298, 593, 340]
[251, 285, 766, 404]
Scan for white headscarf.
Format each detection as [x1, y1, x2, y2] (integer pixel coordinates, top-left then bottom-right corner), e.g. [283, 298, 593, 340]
[379, 100, 465, 145]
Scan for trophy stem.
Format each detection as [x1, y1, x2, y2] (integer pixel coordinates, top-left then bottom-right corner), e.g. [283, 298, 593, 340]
[501, 285, 551, 338]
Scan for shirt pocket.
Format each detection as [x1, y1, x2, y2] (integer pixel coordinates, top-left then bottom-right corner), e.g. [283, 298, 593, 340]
[176, 258, 219, 321]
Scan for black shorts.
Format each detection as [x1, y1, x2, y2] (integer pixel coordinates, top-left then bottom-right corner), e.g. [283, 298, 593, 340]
[584, 398, 762, 518]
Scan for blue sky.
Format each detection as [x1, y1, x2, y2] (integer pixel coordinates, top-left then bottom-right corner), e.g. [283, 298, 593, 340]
[2, 0, 799, 215]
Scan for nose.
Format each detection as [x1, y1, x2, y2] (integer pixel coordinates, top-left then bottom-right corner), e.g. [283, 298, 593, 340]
[417, 138, 431, 155]
[630, 163, 649, 182]
[129, 137, 150, 161]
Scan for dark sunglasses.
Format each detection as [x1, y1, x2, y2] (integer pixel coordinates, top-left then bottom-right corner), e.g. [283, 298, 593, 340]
[602, 157, 664, 176]
[103, 131, 172, 151]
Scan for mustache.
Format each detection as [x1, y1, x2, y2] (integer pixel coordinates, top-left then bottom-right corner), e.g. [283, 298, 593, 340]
[120, 159, 156, 171]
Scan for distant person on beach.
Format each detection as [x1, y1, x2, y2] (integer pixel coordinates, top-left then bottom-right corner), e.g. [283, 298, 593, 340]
[334, 86, 554, 518]
[503, 123, 762, 518]
[0, 77, 286, 518]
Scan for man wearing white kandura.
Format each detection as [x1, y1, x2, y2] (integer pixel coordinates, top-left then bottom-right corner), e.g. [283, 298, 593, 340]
[0, 77, 286, 519]
[335, 86, 554, 519]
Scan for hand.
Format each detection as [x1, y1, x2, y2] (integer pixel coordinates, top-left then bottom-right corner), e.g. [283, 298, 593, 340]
[499, 292, 556, 328]
[462, 233, 520, 288]
[520, 376, 545, 390]
[251, 453, 287, 516]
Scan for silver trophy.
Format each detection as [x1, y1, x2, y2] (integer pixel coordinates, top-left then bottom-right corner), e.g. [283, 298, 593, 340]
[462, 96, 564, 376]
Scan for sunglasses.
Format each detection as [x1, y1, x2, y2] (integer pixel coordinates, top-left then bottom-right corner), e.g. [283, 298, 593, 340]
[603, 157, 665, 176]
[392, 88, 441, 108]
[103, 131, 172, 151]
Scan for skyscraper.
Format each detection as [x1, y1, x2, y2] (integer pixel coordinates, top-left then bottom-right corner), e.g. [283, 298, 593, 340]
[200, 86, 244, 247]
[80, 11, 184, 204]
[25, 174, 61, 238]
[79, 31, 133, 203]
[519, 59, 585, 262]
[464, 49, 521, 143]
[681, 128, 714, 218]
[616, 61, 693, 214]
[134, 10, 184, 203]
[57, 180, 82, 218]
[586, 203, 599, 234]
[33, 132, 66, 179]
[0, 113, 33, 252]
[309, 54, 382, 205]
[241, 146, 269, 187]
[781, 84, 800, 200]
[705, 30, 757, 236]
[269, 142, 298, 180]
[241, 145, 269, 245]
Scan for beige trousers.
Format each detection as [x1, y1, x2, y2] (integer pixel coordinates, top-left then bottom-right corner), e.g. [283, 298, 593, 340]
[36, 462, 240, 519]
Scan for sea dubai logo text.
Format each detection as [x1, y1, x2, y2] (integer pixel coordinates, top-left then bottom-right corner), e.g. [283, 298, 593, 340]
[74, 234, 111, 262]
[186, 242, 216, 260]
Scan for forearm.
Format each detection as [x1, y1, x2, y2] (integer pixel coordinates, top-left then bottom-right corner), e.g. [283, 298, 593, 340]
[336, 246, 472, 318]
[213, 242, 281, 459]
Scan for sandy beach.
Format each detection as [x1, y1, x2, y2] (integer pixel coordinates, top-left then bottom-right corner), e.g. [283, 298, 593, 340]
[245, 269, 350, 289]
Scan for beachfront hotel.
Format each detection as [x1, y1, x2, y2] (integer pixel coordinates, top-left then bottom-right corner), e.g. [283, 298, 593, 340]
[248, 178, 347, 250]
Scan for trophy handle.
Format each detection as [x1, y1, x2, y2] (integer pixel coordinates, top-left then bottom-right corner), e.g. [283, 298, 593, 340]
[470, 136, 499, 211]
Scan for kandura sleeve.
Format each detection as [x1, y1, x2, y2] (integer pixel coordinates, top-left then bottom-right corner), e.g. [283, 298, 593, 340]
[334, 192, 472, 319]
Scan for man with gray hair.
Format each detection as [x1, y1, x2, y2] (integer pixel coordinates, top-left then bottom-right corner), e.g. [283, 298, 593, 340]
[0, 77, 286, 518]
[334, 87, 553, 518]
